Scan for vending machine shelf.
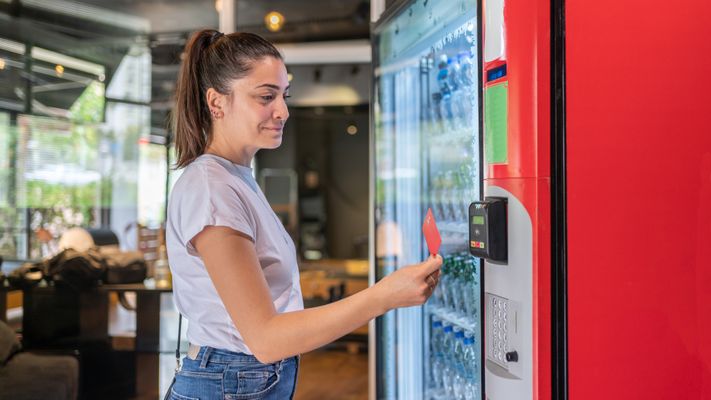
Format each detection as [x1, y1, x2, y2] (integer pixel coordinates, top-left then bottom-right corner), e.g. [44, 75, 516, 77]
[428, 304, 478, 332]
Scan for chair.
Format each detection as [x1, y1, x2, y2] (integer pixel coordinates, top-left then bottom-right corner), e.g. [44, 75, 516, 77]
[0, 319, 79, 400]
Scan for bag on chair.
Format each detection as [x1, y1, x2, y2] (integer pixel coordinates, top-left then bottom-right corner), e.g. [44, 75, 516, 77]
[102, 251, 147, 284]
[44, 248, 105, 290]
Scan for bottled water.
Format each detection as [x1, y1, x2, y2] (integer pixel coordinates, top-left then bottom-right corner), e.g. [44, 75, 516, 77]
[441, 324, 455, 398]
[451, 256, 467, 314]
[461, 258, 478, 319]
[453, 328, 465, 368]
[463, 332, 479, 400]
[463, 331, 477, 377]
[452, 328, 466, 400]
[440, 256, 453, 309]
[430, 318, 444, 390]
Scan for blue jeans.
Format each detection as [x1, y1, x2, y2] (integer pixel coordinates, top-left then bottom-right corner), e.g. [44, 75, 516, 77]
[169, 346, 299, 400]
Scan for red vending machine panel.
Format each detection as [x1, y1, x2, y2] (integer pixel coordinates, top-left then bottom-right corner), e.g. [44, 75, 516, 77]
[481, 0, 550, 399]
[566, 1, 711, 398]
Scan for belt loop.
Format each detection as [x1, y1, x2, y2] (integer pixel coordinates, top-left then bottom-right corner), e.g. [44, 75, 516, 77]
[200, 347, 213, 368]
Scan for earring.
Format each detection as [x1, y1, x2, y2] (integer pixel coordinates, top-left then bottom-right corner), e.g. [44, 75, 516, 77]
[210, 109, 223, 119]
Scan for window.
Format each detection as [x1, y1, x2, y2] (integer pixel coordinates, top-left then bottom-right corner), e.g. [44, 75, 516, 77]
[0, 39, 161, 259]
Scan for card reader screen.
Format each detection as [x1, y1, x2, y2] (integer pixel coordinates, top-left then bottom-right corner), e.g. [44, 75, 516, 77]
[472, 215, 485, 225]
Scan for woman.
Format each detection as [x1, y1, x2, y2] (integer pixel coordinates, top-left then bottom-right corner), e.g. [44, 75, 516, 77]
[166, 29, 442, 400]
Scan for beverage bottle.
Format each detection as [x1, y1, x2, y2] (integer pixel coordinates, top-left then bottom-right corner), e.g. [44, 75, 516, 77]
[442, 324, 455, 397]
[448, 56, 467, 131]
[440, 256, 452, 309]
[461, 258, 476, 318]
[453, 327, 465, 370]
[433, 318, 444, 353]
[463, 333, 478, 400]
[430, 318, 445, 391]
[463, 331, 477, 377]
[437, 55, 454, 130]
[154, 245, 171, 288]
[454, 332, 469, 400]
[453, 326, 465, 395]
[451, 256, 465, 314]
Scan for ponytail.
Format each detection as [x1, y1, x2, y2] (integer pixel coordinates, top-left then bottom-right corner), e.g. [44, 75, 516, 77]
[172, 29, 283, 168]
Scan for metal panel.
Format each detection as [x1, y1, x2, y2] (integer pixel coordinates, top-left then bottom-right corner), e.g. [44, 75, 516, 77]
[567, 0, 711, 398]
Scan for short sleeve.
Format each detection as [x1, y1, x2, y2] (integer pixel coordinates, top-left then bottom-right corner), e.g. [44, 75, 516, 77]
[171, 165, 256, 257]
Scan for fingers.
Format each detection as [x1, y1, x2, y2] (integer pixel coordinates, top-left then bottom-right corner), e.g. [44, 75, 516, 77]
[424, 270, 440, 300]
[420, 254, 443, 276]
[425, 270, 439, 287]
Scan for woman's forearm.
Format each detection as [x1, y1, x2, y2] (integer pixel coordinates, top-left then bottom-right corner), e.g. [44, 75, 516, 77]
[250, 284, 388, 363]
[193, 226, 440, 364]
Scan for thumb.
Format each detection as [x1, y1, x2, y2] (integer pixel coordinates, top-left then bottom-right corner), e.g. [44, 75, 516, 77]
[420, 254, 443, 276]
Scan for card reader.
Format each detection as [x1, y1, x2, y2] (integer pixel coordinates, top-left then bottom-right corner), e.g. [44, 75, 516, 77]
[469, 197, 508, 262]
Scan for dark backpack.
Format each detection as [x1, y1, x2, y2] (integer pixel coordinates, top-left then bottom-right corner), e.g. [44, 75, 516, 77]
[102, 251, 147, 284]
[44, 248, 106, 290]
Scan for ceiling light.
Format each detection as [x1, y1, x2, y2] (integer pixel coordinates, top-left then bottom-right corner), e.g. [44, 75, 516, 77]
[265, 11, 285, 32]
[0, 58, 5, 70]
[287, 72, 293, 82]
[55, 64, 64, 77]
[347, 124, 358, 135]
[215, 0, 222, 12]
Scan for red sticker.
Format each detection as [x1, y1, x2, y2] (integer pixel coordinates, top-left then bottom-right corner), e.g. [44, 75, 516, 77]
[422, 208, 441, 256]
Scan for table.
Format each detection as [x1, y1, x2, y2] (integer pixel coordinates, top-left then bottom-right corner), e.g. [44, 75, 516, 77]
[19, 282, 172, 399]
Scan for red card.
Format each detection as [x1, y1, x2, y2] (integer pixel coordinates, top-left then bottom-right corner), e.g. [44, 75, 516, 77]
[422, 208, 441, 256]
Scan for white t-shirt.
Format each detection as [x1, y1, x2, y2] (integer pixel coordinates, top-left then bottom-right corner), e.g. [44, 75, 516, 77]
[166, 153, 304, 354]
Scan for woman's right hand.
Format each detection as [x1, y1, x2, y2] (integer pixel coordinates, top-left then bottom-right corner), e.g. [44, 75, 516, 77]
[374, 254, 443, 311]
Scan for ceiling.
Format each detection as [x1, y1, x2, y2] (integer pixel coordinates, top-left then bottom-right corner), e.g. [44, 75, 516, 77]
[0, 0, 371, 133]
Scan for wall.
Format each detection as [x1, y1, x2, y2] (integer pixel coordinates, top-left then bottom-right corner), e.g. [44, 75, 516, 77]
[257, 106, 369, 259]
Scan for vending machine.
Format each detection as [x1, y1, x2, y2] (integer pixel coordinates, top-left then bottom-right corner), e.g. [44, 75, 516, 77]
[372, 0, 711, 398]
[370, 0, 483, 399]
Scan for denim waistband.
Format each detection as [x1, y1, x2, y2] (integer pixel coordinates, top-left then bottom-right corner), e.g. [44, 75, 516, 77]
[188, 344, 297, 367]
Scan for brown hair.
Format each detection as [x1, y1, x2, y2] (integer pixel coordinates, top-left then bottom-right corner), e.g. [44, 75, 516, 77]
[172, 29, 283, 168]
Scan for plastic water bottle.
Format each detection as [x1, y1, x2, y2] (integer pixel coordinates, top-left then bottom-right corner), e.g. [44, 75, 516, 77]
[441, 324, 455, 398]
[440, 256, 453, 309]
[431, 318, 443, 353]
[463, 333, 479, 400]
[430, 318, 444, 390]
[453, 328, 466, 400]
[463, 332, 476, 376]
[453, 328, 465, 367]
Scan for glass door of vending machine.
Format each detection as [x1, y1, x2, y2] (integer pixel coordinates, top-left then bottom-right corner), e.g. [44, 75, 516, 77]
[372, 0, 482, 399]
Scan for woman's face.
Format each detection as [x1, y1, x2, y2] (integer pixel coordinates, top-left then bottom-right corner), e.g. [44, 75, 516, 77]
[222, 56, 290, 150]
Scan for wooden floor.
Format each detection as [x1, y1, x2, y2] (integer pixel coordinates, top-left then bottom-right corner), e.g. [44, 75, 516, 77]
[294, 349, 368, 400]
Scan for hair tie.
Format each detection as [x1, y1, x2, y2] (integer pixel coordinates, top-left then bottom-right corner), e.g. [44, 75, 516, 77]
[210, 31, 224, 44]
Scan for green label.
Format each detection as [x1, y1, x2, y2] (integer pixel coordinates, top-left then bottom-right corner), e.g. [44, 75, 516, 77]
[484, 82, 508, 164]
